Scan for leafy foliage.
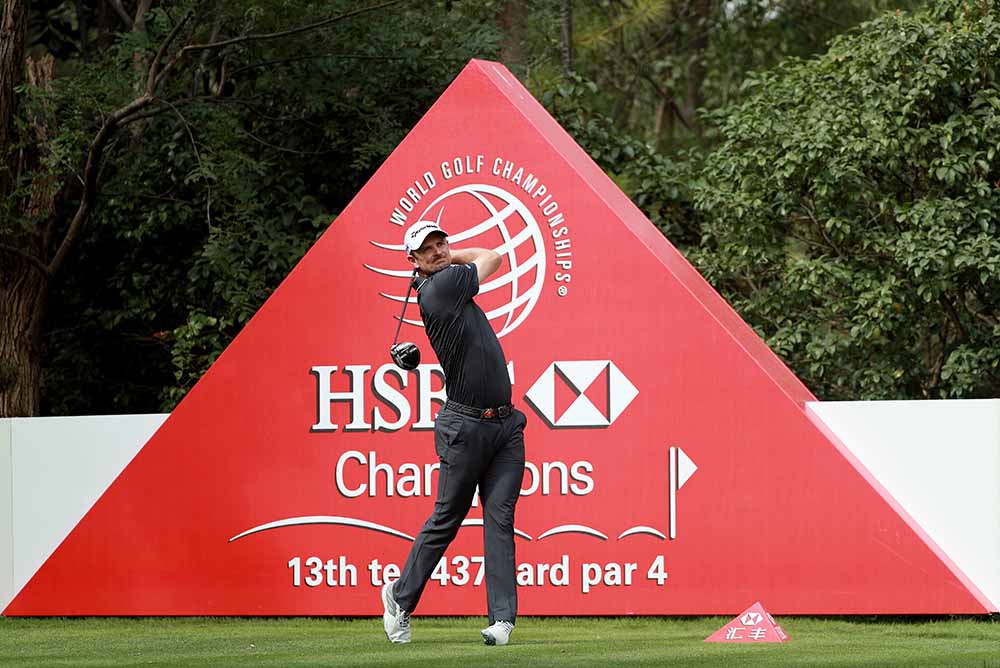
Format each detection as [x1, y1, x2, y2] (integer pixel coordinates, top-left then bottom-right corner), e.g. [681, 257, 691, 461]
[20, 0, 1000, 414]
[40, 1, 501, 413]
[539, 74, 698, 246]
[518, 0, 921, 150]
[691, 0, 1000, 398]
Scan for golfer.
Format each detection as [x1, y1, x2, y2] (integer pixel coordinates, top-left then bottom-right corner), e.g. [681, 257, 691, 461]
[381, 219, 526, 646]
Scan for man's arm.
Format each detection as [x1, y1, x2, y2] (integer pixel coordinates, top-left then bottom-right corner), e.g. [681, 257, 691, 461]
[451, 247, 502, 282]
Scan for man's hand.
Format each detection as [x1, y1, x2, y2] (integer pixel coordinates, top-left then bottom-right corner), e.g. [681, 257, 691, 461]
[451, 247, 502, 282]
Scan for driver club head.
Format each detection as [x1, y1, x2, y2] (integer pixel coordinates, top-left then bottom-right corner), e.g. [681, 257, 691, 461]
[390, 342, 421, 370]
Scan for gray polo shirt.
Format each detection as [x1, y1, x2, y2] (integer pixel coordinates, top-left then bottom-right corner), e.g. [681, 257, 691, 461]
[416, 264, 511, 408]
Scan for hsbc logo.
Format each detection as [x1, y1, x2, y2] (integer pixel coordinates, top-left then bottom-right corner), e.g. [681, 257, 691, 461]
[524, 360, 638, 428]
[365, 154, 578, 340]
[740, 612, 763, 626]
[368, 182, 547, 338]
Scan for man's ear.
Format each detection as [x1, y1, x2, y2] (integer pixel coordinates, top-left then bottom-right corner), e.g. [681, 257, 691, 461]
[407, 253, 418, 269]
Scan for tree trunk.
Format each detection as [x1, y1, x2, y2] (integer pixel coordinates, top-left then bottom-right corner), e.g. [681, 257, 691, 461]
[0, 259, 47, 416]
[683, 0, 712, 139]
[74, 0, 89, 61]
[560, 0, 573, 74]
[1, 0, 54, 417]
[0, 0, 26, 199]
[129, 0, 154, 142]
[498, 0, 525, 70]
[654, 96, 672, 152]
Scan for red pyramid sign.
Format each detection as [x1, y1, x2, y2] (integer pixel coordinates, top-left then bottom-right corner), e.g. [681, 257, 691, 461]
[705, 601, 789, 643]
[4, 60, 990, 615]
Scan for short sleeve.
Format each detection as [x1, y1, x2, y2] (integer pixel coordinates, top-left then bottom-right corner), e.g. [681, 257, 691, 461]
[429, 264, 479, 312]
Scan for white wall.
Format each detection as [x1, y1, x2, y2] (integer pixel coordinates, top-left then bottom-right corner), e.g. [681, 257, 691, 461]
[0, 414, 167, 612]
[807, 400, 1000, 612]
[0, 420, 11, 614]
[2, 405, 997, 613]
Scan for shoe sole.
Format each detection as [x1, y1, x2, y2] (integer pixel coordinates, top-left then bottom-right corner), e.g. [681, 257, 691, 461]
[481, 630, 509, 646]
[381, 583, 393, 641]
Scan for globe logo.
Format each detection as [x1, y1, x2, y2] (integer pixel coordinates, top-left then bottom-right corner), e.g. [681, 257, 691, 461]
[366, 183, 547, 338]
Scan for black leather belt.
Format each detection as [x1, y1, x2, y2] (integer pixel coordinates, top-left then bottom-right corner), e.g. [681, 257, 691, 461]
[444, 399, 514, 419]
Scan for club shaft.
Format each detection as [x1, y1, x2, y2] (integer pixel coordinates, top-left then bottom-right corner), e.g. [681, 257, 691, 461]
[391, 270, 417, 346]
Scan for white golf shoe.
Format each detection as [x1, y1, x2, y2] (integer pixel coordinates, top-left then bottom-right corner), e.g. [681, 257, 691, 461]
[381, 581, 411, 643]
[481, 620, 514, 646]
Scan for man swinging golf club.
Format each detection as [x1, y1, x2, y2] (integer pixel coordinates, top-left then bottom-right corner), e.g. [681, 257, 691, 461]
[381, 218, 527, 646]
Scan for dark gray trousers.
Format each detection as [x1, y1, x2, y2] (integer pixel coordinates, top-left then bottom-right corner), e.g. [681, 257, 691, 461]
[393, 407, 526, 624]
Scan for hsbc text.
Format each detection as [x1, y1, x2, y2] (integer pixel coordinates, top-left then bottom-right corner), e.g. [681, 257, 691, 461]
[310, 363, 514, 432]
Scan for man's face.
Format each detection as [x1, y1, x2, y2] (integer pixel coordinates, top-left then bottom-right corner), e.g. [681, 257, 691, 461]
[409, 232, 451, 274]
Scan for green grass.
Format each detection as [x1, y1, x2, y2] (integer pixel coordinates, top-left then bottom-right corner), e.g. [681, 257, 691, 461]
[0, 616, 998, 667]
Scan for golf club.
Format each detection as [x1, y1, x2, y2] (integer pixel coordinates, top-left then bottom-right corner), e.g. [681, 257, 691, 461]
[389, 269, 421, 370]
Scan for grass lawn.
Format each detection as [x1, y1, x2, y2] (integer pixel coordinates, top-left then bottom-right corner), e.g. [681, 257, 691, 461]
[1, 616, 998, 667]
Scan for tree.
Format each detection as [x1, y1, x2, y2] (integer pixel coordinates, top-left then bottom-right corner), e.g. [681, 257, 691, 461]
[32, 1, 500, 416]
[691, 0, 1000, 399]
[498, 0, 526, 68]
[1, 0, 50, 416]
[517, 1, 923, 151]
[2, 0, 498, 416]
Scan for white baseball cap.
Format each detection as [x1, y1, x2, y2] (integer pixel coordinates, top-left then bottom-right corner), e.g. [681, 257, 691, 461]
[403, 220, 449, 254]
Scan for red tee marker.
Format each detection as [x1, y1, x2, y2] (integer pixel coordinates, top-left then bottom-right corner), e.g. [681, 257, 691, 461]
[705, 601, 789, 643]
